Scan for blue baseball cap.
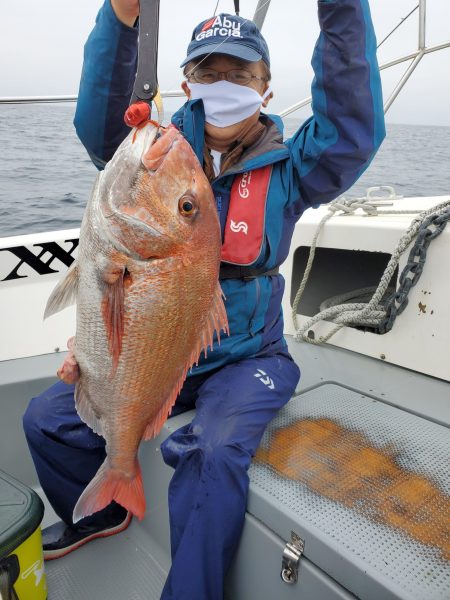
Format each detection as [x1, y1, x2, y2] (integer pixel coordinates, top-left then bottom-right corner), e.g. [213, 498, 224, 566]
[180, 13, 270, 68]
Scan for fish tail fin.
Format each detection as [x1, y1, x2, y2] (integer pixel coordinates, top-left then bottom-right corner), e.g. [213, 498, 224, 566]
[73, 459, 145, 523]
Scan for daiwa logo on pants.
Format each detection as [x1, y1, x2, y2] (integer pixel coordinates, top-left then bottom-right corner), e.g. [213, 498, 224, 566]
[197, 15, 242, 41]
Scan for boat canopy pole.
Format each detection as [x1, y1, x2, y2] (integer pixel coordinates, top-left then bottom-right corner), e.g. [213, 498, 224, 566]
[418, 0, 426, 49]
[278, 0, 450, 118]
[130, 0, 160, 105]
[384, 0, 426, 112]
[253, 0, 271, 31]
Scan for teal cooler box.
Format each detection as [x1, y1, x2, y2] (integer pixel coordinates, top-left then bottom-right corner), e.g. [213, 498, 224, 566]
[0, 470, 47, 599]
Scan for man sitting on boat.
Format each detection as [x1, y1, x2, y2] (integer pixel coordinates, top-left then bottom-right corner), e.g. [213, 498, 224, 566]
[23, 0, 385, 598]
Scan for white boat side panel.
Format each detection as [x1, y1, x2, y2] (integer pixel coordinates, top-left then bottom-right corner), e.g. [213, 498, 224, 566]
[282, 196, 450, 381]
[0, 231, 79, 361]
[1, 196, 449, 377]
[0, 279, 76, 361]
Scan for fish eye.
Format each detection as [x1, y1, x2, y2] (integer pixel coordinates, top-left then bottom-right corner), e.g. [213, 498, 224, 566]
[179, 195, 196, 217]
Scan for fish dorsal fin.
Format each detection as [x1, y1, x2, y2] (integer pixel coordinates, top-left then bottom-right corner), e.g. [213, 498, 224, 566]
[142, 281, 228, 441]
[44, 263, 79, 319]
[199, 280, 229, 356]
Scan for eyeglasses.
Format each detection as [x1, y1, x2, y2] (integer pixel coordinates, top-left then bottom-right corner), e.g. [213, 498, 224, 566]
[186, 68, 268, 86]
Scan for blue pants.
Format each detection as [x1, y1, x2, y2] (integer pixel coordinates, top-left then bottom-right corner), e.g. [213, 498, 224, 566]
[23, 352, 300, 600]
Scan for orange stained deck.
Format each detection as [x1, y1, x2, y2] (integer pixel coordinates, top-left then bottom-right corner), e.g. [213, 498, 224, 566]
[255, 418, 450, 560]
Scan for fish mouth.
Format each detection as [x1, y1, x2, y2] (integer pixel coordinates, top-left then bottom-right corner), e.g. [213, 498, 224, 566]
[142, 125, 180, 172]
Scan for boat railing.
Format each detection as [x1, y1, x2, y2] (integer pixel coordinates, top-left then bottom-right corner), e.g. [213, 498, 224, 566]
[279, 0, 450, 117]
[0, 0, 449, 117]
[0, 90, 184, 105]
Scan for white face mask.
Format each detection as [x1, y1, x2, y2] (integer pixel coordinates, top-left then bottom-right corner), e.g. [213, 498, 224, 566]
[187, 80, 272, 128]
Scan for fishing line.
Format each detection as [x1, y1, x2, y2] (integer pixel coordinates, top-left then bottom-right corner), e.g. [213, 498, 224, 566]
[183, 0, 273, 80]
[213, 1, 220, 16]
[377, 4, 419, 49]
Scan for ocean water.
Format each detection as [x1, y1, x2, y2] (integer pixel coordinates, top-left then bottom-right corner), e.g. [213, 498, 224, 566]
[0, 103, 449, 238]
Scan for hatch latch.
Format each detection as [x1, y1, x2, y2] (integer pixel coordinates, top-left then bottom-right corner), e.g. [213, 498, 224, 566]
[281, 531, 304, 584]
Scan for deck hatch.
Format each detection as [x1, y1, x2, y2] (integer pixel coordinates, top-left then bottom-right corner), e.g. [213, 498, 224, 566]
[250, 383, 450, 600]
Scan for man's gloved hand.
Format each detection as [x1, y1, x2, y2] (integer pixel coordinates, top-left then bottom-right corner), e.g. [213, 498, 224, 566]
[111, 0, 140, 27]
[57, 337, 80, 384]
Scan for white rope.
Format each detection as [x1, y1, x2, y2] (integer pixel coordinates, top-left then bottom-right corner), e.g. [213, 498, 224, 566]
[292, 197, 450, 345]
[292, 197, 393, 331]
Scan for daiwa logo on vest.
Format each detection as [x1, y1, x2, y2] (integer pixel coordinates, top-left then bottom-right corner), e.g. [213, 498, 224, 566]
[197, 16, 243, 41]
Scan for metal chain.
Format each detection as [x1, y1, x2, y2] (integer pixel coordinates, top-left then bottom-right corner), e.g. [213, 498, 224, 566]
[293, 197, 450, 344]
[379, 207, 450, 333]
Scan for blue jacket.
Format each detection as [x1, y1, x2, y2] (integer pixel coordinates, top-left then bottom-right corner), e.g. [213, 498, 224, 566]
[74, 0, 385, 375]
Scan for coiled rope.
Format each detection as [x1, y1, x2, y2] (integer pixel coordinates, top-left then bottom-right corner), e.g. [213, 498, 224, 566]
[292, 195, 450, 345]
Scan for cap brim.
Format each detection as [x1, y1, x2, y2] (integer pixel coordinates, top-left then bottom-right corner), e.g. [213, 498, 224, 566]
[180, 42, 262, 67]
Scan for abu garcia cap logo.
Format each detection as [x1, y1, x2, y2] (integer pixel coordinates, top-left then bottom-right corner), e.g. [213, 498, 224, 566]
[196, 15, 243, 41]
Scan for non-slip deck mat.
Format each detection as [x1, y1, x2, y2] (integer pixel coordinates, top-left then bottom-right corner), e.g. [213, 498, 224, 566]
[45, 521, 167, 599]
[250, 383, 450, 600]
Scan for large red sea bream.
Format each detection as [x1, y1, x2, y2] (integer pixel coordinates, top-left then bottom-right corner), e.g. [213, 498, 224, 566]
[45, 123, 228, 522]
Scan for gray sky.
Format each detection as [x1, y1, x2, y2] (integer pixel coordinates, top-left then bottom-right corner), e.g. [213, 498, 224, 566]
[1, 0, 449, 125]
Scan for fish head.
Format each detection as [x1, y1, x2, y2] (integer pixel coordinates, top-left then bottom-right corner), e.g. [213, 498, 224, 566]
[98, 123, 220, 262]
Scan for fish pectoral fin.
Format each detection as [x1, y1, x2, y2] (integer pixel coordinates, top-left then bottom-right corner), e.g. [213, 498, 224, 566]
[44, 263, 79, 319]
[101, 272, 126, 372]
[75, 381, 103, 436]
